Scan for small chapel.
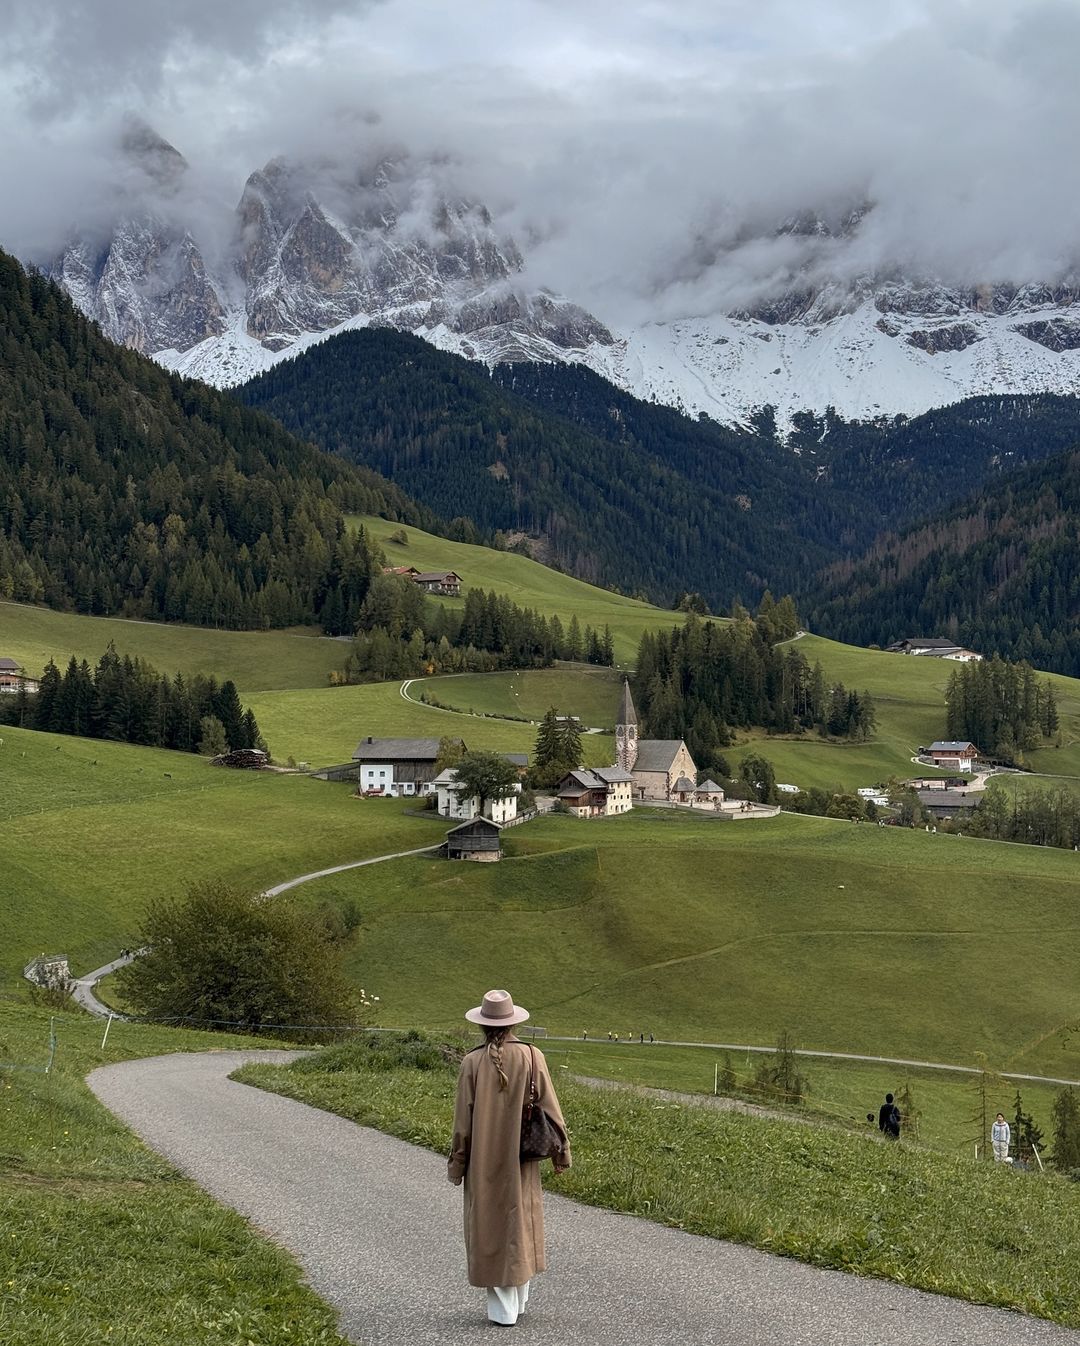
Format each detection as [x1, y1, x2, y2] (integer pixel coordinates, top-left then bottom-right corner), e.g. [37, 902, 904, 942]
[616, 679, 699, 803]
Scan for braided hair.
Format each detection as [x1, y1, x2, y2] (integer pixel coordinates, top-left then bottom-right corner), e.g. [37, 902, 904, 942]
[483, 1025, 511, 1091]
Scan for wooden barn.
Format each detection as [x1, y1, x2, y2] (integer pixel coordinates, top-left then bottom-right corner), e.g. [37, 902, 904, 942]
[445, 816, 503, 862]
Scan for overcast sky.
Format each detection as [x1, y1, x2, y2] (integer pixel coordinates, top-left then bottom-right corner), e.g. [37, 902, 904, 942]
[1, 0, 1077, 321]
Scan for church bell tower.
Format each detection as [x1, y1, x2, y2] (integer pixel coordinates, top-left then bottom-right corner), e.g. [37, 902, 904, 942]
[616, 678, 638, 773]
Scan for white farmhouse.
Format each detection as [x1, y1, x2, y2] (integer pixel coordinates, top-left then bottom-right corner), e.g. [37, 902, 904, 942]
[431, 767, 520, 823]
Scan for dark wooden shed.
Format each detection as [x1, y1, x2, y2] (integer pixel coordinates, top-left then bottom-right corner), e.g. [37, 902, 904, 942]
[445, 816, 502, 862]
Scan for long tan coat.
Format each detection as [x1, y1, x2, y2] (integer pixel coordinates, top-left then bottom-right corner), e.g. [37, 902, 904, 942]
[447, 1036, 570, 1288]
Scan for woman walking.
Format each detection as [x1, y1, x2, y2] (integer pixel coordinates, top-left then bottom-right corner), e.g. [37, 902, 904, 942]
[448, 989, 571, 1326]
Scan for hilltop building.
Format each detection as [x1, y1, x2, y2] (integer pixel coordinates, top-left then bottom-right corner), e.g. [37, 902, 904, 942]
[887, 638, 982, 661]
[616, 679, 699, 803]
[0, 657, 40, 694]
[925, 741, 980, 772]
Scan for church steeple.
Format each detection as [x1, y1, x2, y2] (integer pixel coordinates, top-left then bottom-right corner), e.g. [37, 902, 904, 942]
[616, 678, 638, 773]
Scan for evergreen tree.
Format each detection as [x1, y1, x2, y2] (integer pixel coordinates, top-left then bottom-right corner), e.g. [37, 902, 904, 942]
[1051, 1087, 1080, 1171]
[197, 715, 229, 757]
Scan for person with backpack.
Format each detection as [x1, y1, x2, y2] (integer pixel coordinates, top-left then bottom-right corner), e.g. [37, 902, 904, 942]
[878, 1092, 901, 1139]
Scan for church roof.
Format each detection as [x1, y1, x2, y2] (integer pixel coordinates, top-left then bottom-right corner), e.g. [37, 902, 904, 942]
[618, 679, 637, 727]
[696, 779, 724, 794]
[673, 775, 697, 792]
[633, 740, 687, 772]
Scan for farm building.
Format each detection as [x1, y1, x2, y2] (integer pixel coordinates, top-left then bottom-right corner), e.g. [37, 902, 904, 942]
[0, 657, 40, 694]
[431, 767, 521, 823]
[917, 788, 979, 820]
[925, 741, 980, 772]
[556, 767, 634, 817]
[886, 638, 982, 661]
[413, 571, 463, 596]
[352, 736, 465, 797]
[445, 816, 503, 862]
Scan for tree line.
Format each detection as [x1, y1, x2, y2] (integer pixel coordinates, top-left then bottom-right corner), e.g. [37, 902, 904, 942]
[338, 575, 615, 683]
[632, 597, 875, 776]
[810, 446, 1080, 676]
[944, 657, 1058, 762]
[0, 644, 267, 757]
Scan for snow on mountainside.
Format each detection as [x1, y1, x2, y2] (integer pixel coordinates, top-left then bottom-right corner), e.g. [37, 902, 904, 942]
[46, 129, 1080, 427]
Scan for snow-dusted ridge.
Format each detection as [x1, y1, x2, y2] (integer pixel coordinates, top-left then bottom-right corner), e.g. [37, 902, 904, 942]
[45, 127, 1080, 427]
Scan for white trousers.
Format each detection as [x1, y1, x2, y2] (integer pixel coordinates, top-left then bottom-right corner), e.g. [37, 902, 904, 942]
[992, 1139, 1010, 1162]
[486, 1282, 530, 1325]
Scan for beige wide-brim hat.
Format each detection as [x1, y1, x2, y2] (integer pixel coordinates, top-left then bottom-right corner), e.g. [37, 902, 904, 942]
[465, 988, 530, 1027]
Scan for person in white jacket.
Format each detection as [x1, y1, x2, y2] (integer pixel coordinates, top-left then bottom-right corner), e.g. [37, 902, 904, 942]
[991, 1113, 1011, 1162]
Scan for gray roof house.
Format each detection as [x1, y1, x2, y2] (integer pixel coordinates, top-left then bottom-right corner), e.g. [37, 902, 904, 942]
[352, 737, 464, 798]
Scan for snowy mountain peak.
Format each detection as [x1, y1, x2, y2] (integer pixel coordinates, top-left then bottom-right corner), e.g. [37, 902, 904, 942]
[44, 145, 1080, 424]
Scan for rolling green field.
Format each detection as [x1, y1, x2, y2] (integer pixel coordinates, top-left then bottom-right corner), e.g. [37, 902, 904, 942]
[355, 515, 683, 664]
[245, 678, 616, 767]
[0, 724, 448, 989]
[287, 809, 1080, 1080]
[0, 600, 343, 691]
[728, 634, 1080, 792]
[540, 1039, 1064, 1157]
[418, 664, 623, 728]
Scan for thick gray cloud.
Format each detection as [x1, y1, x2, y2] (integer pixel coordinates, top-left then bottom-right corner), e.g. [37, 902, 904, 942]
[1, 0, 1078, 320]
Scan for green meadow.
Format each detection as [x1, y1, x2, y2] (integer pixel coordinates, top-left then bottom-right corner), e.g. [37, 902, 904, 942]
[354, 514, 683, 664]
[540, 1039, 1065, 1158]
[0, 724, 446, 989]
[286, 809, 1080, 1080]
[418, 664, 623, 727]
[0, 599, 343, 690]
[245, 678, 616, 767]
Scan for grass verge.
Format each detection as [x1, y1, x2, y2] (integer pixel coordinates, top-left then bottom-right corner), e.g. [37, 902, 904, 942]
[0, 1001, 349, 1346]
[238, 1031, 1080, 1329]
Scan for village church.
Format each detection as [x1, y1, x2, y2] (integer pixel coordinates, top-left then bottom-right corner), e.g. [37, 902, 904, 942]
[615, 680, 699, 802]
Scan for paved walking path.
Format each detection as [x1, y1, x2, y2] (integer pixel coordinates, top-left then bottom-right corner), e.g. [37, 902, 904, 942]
[71, 952, 137, 1017]
[87, 1051, 1077, 1346]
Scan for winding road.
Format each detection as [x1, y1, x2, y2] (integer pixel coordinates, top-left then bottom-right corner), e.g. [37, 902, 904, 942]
[87, 1051, 1079, 1346]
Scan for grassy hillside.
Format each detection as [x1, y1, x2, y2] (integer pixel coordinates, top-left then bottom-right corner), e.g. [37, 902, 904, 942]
[288, 810, 1080, 1079]
[245, 677, 617, 766]
[1, 724, 447, 988]
[355, 514, 683, 664]
[418, 665, 623, 728]
[1, 1003, 349, 1346]
[541, 1039, 1064, 1157]
[0, 601, 343, 691]
[729, 635, 1080, 791]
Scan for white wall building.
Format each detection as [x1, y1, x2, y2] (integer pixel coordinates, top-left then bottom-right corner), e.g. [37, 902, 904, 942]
[431, 767, 520, 823]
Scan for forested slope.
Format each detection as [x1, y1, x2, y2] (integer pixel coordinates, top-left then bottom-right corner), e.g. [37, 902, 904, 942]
[810, 448, 1080, 674]
[236, 328, 859, 606]
[0, 251, 432, 633]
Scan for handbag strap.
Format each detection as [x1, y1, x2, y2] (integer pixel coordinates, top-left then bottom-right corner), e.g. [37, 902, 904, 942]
[524, 1043, 538, 1115]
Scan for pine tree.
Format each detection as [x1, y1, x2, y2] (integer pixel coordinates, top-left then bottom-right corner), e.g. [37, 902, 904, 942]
[1051, 1087, 1080, 1171]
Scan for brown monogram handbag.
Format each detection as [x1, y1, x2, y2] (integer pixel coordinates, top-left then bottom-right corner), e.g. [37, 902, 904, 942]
[519, 1044, 565, 1162]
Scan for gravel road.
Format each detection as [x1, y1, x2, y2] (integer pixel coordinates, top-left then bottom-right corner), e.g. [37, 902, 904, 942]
[87, 1051, 1079, 1346]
